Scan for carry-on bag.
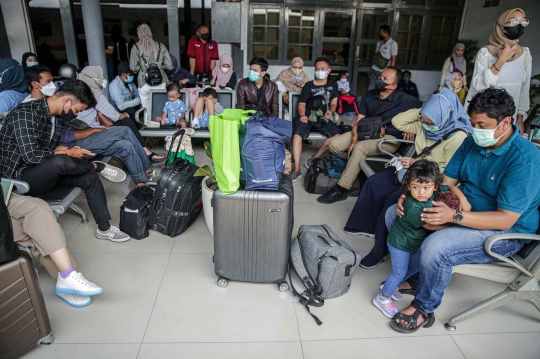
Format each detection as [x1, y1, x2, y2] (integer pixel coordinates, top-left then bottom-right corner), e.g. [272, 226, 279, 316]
[165, 131, 195, 165]
[213, 175, 294, 290]
[120, 186, 155, 240]
[304, 157, 340, 194]
[356, 117, 385, 141]
[290, 224, 361, 325]
[148, 134, 203, 236]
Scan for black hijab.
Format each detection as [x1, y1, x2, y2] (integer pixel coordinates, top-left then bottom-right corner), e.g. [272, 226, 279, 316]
[21, 52, 38, 69]
[0, 59, 27, 93]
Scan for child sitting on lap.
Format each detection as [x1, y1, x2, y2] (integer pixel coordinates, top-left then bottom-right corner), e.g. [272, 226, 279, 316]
[373, 159, 470, 318]
[157, 82, 187, 128]
[191, 88, 224, 129]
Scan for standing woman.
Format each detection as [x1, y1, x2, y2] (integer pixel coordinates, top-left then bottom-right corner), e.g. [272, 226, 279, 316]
[465, 8, 531, 133]
[438, 43, 467, 94]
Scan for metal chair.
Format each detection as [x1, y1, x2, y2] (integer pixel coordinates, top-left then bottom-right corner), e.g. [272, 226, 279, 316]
[359, 138, 417, 177]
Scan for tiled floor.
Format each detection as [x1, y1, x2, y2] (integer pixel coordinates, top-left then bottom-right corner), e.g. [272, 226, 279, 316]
[22, 144, 540, 359]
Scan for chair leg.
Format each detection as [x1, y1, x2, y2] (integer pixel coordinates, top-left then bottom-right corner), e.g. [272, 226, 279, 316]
[69, 203, 89, 223]
[445, 287, 539, 331]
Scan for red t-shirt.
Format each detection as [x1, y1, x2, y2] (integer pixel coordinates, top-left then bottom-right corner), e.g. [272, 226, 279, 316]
[187, 38, 219, 74]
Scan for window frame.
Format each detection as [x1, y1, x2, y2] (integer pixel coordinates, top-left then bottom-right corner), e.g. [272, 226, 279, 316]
[249, 5, 286, 65]
[285, 7, 319, 66]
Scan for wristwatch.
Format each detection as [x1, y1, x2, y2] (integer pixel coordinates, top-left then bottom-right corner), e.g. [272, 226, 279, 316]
[453, 209, 463, 224]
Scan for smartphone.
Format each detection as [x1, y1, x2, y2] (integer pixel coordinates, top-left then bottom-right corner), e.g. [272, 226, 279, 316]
[294, 77, 302, 83]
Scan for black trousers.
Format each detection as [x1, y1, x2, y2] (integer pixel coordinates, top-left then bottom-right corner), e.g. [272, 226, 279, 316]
[113, 116, 146, 149]
[123, 106, 140, 127]
[21, 155, 111, 225]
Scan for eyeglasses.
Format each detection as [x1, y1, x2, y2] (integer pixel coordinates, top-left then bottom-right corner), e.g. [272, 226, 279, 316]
[505, 18, 529, 27]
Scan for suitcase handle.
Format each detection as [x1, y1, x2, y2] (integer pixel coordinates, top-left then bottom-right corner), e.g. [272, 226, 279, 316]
[152, 198, 164, 215]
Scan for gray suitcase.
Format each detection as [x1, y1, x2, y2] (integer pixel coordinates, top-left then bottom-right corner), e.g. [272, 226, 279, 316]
[212, 175, 293, 291]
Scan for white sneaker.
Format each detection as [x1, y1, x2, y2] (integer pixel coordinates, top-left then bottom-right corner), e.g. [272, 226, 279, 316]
[56, 293, 92, 308]
[146, 170, 159, 186]
[95, 225, 131, 242]
[55, 271, 104, 296]
[373, 292, 399, 318]
[183, 128, 196, 136]
[191, 117, 201, 129]
[93, 161, 127, 183]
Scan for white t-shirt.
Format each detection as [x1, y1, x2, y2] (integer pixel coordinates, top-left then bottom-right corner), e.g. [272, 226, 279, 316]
[372, 38, 399, 71]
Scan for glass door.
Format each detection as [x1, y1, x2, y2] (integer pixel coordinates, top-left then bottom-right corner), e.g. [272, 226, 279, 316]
[352, 9, 395, 96]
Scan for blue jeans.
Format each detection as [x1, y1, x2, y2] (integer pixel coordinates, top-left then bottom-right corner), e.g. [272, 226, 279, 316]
[76, 127, 151, 184]
[382, 243, 421, 298]
[385, 204, 523, 313]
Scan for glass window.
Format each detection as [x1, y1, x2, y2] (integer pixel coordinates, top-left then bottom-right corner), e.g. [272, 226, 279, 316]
[396, 14, 424, 66]
[252, 8, 281, 62]
[426, 15, 461, 66]
[323, 42, 350, 66]
[286, 9, 315, 62]
[323, 12, 352, 38]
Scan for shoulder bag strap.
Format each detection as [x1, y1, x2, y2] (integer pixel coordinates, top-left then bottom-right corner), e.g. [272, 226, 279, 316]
[413, 128, 467, 159]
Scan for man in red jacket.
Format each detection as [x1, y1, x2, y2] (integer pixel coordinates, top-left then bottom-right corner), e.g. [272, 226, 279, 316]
[187, 24, 219, 81]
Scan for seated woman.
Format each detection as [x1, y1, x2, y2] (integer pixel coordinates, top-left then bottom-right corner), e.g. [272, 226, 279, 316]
[9, 194, 102, 308]
[209, 54, 237, 90]
[0, 59, 29, 114]
[166, 55, 197, 87]
[191, 88, 224, 129]
[445, 70, 466, 105]
[276, 57, 309, 108]
[77, 66, 165, 163]
[21, 52, 39, 69]
[345, 88, 471, 269]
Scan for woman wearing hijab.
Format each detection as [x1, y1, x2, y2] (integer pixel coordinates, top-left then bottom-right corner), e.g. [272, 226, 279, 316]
[346, 89, 471, 269]
[209, 54, 237, 89]
[0, 59, 29, 113]
[166, 55, 197, 86]
[129, 23, 173, 109]
[444, 70, 466, 105]
[438, 43, 467, 93]
[276, 57, 309, 107]
[466, 8, 531, 133]
[21, 52, 39, 69]
[77, 65, 164, 163]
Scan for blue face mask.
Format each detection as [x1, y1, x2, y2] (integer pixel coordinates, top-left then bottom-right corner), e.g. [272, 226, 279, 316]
[125, 76, 134, 83]
[422, 123, 440, 132]
[27, 62, 39, 67]
[248, 70, 261, 82]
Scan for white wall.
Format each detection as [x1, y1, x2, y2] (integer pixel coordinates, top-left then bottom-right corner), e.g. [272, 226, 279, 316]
[461, 0, 540, 75]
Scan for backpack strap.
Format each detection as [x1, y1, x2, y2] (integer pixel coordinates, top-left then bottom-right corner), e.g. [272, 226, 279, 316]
[288, 266, 323, 326]
[414, 128, 468, 159]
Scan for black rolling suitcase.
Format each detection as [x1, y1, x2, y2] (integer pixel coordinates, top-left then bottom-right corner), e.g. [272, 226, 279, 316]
[212, 175, 294, 291]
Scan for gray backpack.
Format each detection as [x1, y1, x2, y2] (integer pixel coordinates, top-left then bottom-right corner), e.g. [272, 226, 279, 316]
[289, 224, 361, 325]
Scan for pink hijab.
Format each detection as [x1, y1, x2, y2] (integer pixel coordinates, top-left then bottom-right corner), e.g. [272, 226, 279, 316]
[215, 54, 234, 87]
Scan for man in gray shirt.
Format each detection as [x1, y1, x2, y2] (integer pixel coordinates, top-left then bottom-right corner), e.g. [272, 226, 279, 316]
[368, 25, 398, 91]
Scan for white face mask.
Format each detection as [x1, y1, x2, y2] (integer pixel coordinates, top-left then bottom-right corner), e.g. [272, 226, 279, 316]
[315, 70, 329, 80]
[221, 67, 230, 74]
[340, 78, 348, 83]
[38, 82, 57, 97]
[101, 79, 108, 89]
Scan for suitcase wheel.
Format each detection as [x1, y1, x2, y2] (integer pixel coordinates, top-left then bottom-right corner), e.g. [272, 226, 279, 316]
[217, 278, 228, 288]
[278, 281, 289, 292]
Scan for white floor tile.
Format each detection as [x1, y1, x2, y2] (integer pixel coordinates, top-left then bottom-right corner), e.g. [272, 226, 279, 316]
[137, 342, 303, 359]
[171, 213, 214, 254]
[143, 254, 300, 343]
[20, 344, 140, 359]
[452, 332, 540, 359]
[38, 252, 169, 343]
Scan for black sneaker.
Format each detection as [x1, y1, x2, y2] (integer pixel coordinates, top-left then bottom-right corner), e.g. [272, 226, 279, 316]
[317, 186, 347, 204]
[359, 252, 382, 269]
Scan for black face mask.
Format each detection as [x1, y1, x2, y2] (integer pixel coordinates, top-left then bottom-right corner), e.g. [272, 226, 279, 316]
[59, 102, 77, 122]
[503, 24, 525, 40]
[379, 35, 385, 41]
[200, 33, 211, 41]
[375, 79, 389, 92]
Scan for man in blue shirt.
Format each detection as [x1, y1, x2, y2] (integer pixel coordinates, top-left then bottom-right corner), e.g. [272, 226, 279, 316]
[387, 88, 540, 334]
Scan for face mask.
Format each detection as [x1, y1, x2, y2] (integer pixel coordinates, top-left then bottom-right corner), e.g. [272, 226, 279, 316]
[451, 80, 462, 88]
[293, 68, 302, 75]
[472, 121, 511, 147]
[503, 24, 525, 40]
[125, 76, 134, 83]
[315, 70, 328, 80]
[248, 70, 260, 82]
[27, 62, 39, 67]
[200, 33, 211, 41]
[379, 35, 385, 41]
[221, 67, 230, 74]
[375, 78, 389, 92]
[422, 123, 440, 132]
[101, 79, 108, 89]
[59, 101, 77, 122]
[38, 82, 57, 97]
[340, 78, 348, 83]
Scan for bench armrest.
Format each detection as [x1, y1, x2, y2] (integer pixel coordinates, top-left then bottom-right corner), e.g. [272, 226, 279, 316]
[135, 107, 146, 126]
[377, 138, 415, 156]
[484, 233, 540, 278]
[1, 178, 30, 195]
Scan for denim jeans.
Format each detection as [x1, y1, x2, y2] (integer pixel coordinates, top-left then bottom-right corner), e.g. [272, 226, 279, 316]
[76, 127, 151, 184]
[384, 204, 524, 313]
[381, 243, 421, 298]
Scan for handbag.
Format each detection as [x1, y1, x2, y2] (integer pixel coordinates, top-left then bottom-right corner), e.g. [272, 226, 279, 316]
[356, 117, 385, 141]
[372, 42, 390, 69]
[97, 111, 114, 128]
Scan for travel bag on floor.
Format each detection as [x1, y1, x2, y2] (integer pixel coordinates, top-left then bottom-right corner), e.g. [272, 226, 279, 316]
[290, 224, 361, 325]
[120, 186, 155, 240]
[213, 175, 294, 290]
[304, 157, 341, 194]
[148, 139, 203, 237]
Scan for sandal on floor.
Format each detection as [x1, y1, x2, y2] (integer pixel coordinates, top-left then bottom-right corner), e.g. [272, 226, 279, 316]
[148, 152, 166, 163]
[390, 301, 435, 334]
[380, 280, 417, 296]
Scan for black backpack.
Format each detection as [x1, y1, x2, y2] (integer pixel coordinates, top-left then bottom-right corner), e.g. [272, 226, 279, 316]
[135, 44, 163, 86]
[120, 186, 155, 240]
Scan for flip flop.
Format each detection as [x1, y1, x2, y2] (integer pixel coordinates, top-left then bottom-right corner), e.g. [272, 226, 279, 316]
[148, 152, 166, 163]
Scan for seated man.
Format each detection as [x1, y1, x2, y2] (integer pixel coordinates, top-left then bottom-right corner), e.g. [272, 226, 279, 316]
[0, 80, 131, 242]
[398, 70, 419, 99]
[291, 57, 341, 182]
[192, 88, 224, 128]
[23, 67, 155, 186]
[388, 88, 540, 334]
[318, 67, 422, 204]
[109, 61, 142, 121]
[236, 57, 279, 118]
[8, 194, 102, 307]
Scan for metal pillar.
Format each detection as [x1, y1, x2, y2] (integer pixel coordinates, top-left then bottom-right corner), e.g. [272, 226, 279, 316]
[81, 0, 108, 80]
[184, 0, 192, 55]
[0, 0, 35, 63]
[59, 0, 79, 67]
[167, 0, 180, 64]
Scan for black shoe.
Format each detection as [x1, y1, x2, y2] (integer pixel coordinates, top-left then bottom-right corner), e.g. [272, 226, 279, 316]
[359, 252, 382, 269]
[317, 186, 347, 204]
[343, 227, 375, 237]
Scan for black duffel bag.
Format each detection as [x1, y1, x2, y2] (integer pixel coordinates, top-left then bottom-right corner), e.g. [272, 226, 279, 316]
[120, 186, 155, 240]
[356, 116, 385, 141]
